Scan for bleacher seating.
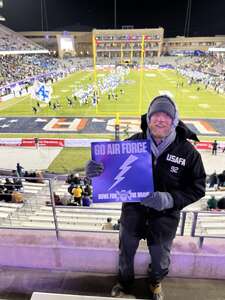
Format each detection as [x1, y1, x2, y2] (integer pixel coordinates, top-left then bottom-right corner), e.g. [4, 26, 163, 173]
[196, 212, 225, 237]
[0, 54, 62, 87]
[0, 24, 46, 52]
[21, 205, 121, 231]
[178, 55, 225, 94]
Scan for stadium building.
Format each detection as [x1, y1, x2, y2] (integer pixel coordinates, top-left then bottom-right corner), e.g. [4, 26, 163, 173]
[22, 29, 225, 59]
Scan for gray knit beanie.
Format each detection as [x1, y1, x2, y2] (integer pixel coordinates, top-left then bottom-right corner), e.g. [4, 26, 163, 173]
[147, 95, 176, 121]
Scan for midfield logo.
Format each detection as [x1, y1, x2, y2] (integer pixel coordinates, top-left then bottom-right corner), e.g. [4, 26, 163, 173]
[184, 120, 219, 135]
[43, 118, 88, 131]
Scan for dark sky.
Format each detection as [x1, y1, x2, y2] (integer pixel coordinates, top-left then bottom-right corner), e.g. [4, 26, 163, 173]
[1, 0, 225, 37]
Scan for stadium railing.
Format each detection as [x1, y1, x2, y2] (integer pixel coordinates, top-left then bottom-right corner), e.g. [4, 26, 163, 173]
[191, 210, 225, 248]
[0, 175, 224, 247]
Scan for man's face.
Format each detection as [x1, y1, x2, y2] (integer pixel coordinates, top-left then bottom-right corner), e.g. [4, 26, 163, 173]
[148, 112, 173, 140]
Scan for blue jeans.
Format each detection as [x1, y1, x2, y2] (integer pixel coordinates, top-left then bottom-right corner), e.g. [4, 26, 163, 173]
[118, 224, 173, 288]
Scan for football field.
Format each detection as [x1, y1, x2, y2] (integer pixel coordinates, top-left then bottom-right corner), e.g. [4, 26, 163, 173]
[1, 69, 225, 119]
[1, 68, 225, 173]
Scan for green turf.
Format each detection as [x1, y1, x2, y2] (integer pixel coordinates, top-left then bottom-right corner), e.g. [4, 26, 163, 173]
[47, 147, 91, 174]
[1, 69, 225, 118]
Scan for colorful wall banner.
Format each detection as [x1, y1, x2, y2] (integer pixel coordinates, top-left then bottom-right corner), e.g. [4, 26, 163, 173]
[91, 140, 154, 203]
[21, 138, 64, 147]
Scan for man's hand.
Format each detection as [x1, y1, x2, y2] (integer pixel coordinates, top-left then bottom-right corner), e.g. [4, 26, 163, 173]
[85, 160, 104, 178]
[141, 191, 174, 211]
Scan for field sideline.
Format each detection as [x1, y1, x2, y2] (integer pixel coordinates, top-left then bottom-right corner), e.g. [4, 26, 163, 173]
[1, 69, 225, 119]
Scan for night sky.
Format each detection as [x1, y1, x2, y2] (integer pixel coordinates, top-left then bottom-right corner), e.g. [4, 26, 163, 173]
[1, 0, 225, 37]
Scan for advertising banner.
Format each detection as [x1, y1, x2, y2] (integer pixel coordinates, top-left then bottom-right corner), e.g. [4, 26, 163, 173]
[91, 140, 154, 203]
[39, 139, 64, 147]
[21, 138, 64, 147]
[21, 139, 35, 147]
[195, 141, 212, 150]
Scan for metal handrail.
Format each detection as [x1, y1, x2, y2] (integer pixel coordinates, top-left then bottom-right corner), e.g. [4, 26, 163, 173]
[0, 174, 225, 246]
[190, 210, 225, 248]
[0, 175, 59, 239]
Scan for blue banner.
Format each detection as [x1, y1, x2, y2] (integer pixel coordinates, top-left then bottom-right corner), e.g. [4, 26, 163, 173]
[91, 140, 154, 203]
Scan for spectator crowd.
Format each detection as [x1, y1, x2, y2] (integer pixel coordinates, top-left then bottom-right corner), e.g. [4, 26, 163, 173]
[0, 176, 23, 203]
[207, 170, 225, 190]
[0, 24, 44, 52]
[0, 54, 61, 88]
[177, 55, 225, 94]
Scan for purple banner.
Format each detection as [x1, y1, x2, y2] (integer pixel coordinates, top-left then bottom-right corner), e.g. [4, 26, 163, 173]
[91, 140, 154, 203]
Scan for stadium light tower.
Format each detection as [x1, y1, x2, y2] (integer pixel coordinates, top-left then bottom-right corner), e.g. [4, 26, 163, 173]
[114, 0, 117, 29]
[0, 0, 6, 21]
[184, 0, 192, 37]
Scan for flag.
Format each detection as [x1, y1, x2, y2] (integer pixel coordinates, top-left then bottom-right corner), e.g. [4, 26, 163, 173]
[31, 81, 52, 103]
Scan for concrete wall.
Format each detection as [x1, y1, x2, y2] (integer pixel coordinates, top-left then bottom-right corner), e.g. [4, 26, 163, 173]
[0, 229, 224, 279]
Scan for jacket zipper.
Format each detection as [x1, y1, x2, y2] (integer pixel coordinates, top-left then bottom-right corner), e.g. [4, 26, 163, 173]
[153, 157, 157, 167]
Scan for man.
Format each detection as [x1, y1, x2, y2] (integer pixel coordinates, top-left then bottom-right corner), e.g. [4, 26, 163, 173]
[32, 106, 37, 114]
[72, 185, 83, 206]
[102, 217, 113, 230]
[34, 137, 39, 148]
[86, 95, 206, 300]
[16, 163, 24, 177]
[211, 140, 218, 155]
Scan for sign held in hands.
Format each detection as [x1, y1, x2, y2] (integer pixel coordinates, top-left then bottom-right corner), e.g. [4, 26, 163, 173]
[91, 140, 154, 203]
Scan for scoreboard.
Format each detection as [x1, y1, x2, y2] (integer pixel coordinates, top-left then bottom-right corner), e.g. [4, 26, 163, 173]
[57, 32, 75, 58]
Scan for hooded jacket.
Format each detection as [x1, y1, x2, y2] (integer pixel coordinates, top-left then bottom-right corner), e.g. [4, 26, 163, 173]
[120, 113, 206, 244]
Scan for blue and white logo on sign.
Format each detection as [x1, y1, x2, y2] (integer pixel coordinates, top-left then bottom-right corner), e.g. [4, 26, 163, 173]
[108, 154, 138, 190]
[91, 140, 154, 203]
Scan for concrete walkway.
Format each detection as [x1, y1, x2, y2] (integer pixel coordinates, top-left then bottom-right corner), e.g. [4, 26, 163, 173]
[0, 268, 224, 300]
[0, 147, 61, 171]
[200, 150, 225, 174]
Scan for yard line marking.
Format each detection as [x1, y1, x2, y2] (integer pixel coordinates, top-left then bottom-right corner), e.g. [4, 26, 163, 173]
[189, 95, 199, 99]
[145, 73, 156, 77]
[159, 90, 174, 98]
[198, 104, 210, 108]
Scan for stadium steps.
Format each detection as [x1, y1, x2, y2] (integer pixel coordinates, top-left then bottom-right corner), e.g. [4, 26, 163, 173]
[0, 179, 223, 233]
[0, 181, 51, 227]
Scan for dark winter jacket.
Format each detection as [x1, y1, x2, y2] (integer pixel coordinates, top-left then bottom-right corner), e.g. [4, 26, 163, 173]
[120, 114, 206, 244]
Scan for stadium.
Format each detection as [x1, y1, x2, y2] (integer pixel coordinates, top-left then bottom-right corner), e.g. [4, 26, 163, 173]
[0, 1, 225, 299]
